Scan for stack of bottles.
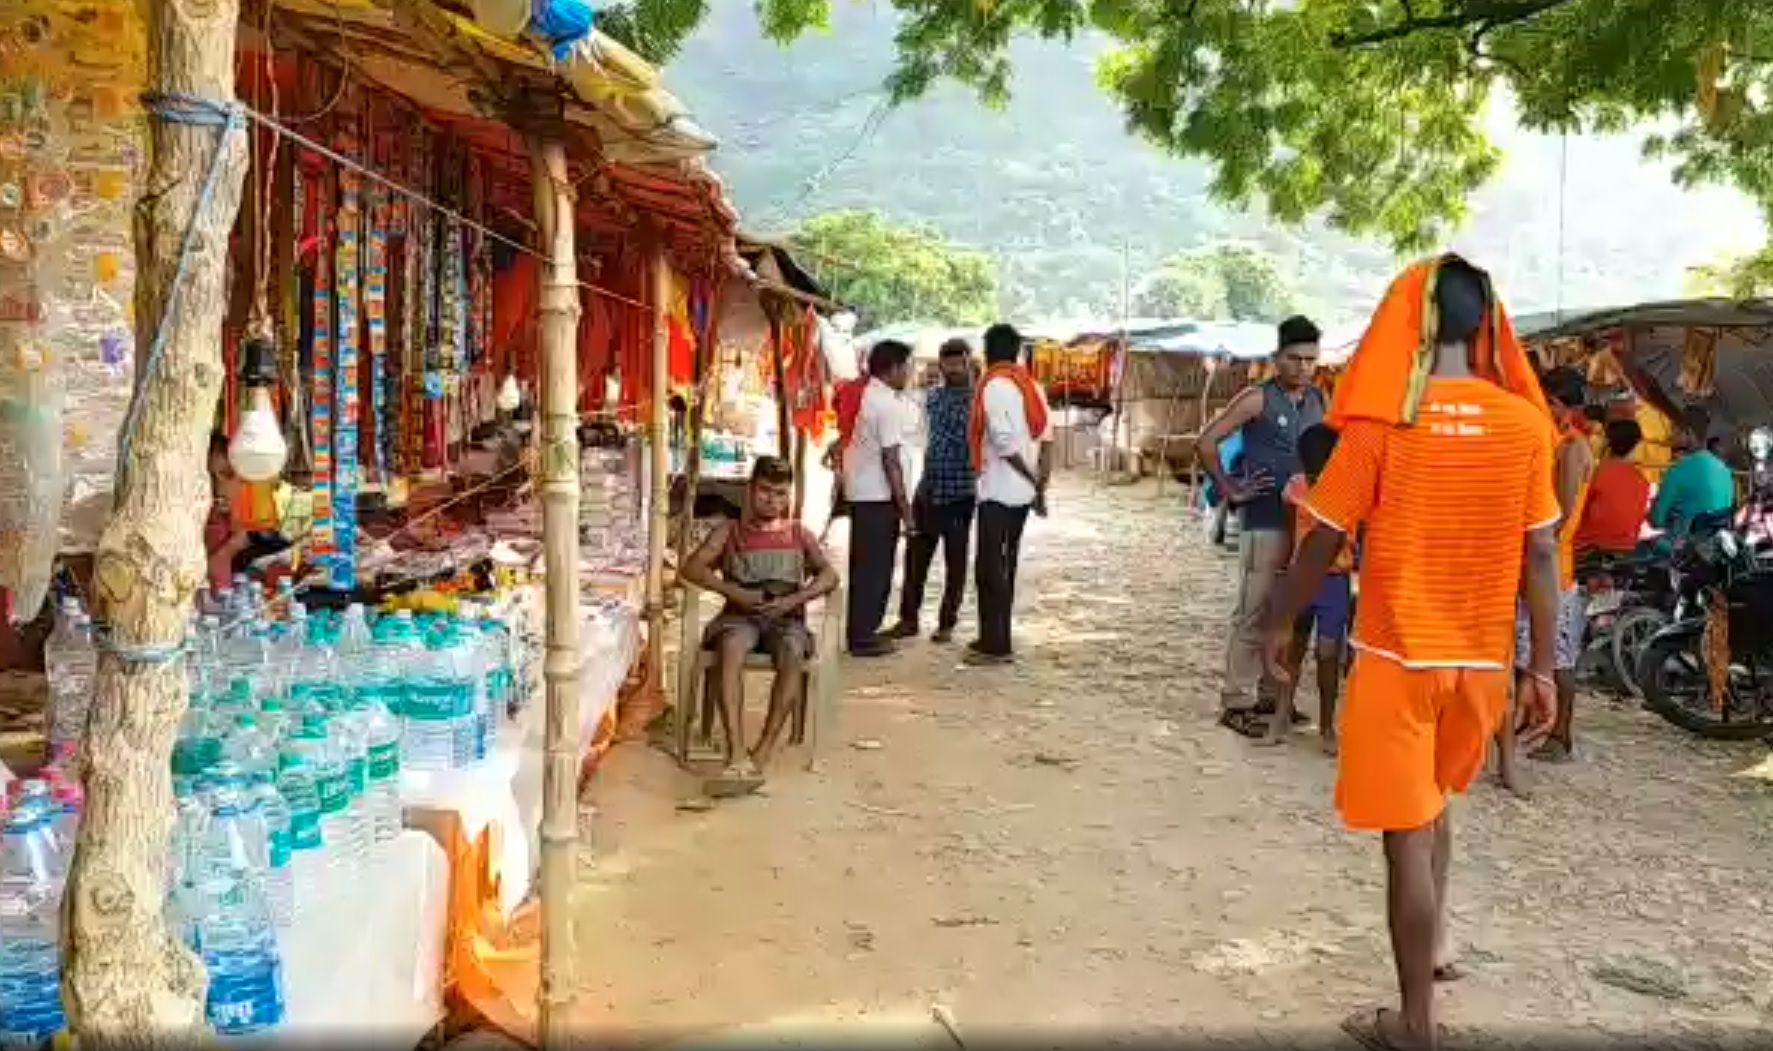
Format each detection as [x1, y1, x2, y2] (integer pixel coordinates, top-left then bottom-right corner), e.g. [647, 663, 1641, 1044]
[0, 767, 83, 1046]
[162, 582, 519, 1038]
[31, 578, 526, 1039]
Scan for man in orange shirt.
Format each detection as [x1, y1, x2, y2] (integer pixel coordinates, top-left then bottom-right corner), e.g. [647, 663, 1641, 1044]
[1262, 255, 1559, 1051]
[1513, 367, 1595, 769]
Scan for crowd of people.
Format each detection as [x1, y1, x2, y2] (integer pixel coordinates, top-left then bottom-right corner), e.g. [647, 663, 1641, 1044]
[677, 255, 1750, 1047]
[678, 322, 1054, 796]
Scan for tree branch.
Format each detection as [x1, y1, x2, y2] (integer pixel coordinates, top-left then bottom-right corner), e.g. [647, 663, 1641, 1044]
[1331, 0, 1577, 48]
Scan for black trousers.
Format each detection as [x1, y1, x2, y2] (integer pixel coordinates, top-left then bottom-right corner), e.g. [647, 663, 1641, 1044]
[846, 500, 901, 647]
[898, 496, 975, 630]
[975, 500, 1031, 656]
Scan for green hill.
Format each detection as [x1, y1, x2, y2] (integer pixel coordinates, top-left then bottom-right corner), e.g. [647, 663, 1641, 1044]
[665, 2, 1763, 326]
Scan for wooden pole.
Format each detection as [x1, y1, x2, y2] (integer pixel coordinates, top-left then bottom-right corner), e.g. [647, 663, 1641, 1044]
[64, 0, 249, 1037]
[646, 243, 670, 730]
[768, 306, 792, 460]
[527, 134, 582, 1046]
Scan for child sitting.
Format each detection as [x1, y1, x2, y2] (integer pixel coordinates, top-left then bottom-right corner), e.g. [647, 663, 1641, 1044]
[1261, 423, 1353, 754]
[679, 456, 840, 796]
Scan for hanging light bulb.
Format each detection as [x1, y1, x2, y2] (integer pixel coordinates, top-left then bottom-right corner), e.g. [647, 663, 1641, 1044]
[229, 332, 288, 483]
[497, 373, 522, 413]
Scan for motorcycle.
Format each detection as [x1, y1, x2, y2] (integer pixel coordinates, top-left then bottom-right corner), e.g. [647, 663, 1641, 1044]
[1634, 429, 1773, 740]
[1579, 549, 1676, 697]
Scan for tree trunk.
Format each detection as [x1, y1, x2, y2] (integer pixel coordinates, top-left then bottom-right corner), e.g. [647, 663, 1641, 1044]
[526, 135, 583, 1046]
[64, 0, 249, 1040]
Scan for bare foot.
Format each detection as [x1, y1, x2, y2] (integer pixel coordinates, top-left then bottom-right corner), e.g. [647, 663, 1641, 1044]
[1340, 1007, 1438, 1051]
[1320, 733, 1338, 757]
[1496, 761, 1531, 800]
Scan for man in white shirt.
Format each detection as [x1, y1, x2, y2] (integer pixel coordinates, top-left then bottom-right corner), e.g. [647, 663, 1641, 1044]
[843, 339, 917, 657]
[968, 323, 1053, 665]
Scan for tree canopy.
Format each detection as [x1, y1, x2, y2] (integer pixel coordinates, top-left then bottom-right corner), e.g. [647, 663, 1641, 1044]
[1133, 243, 1293, 321]
[604, 0, 1773, 255]
[791, 209, 999, 327]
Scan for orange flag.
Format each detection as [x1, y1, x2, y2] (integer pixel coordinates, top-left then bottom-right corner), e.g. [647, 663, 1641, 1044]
[1328, 254, 1548, 429]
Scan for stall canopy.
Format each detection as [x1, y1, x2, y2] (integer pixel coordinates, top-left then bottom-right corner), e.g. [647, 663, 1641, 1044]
[1527, 298, 1773, 438]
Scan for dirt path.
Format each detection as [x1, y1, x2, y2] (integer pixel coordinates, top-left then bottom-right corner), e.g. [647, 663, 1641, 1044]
[570, 475, 1773, 1046]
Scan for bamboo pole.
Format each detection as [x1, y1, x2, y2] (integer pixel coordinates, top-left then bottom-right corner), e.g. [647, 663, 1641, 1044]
[64, 0, 249, 1036]
[527, 134, 582, 1046]
[646, 243, 670, 731]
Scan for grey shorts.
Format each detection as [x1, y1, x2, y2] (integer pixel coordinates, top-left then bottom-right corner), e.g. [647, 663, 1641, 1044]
[1515, 588, 1588, 672]
[704, 611, 813, 663]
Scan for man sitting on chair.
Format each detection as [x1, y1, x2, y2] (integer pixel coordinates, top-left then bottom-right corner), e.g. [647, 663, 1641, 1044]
[680, 455, 840, 796]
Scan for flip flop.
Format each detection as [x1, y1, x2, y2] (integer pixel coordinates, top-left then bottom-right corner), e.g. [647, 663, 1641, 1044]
[1218, 707, 1267, 739]
[1528, 740, 1574, 764]
[1339, 1007, 1437, 1051]
[704, 767, 765, 799]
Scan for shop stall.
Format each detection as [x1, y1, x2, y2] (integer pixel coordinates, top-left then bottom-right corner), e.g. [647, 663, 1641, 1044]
[2, 0, 739, 1043]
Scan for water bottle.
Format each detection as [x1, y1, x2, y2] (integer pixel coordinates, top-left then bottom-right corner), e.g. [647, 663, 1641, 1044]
[405, 626, 476, 771]
[452, 615, 492, 762]
[307, 714, 360, 871]
[325, 690, 372, 860]
[49, 784, 81, 861]
[173, 690, 223, 778]
[0, 808, 66, 1044]
[170, 776, 208, 891]
[189, 780, 285, 1036]
[247, 773, 294, 929]
[44, 596, 96, 761]
[276, 729, 326, 917]
[479, 613, 517, 718]
[224, 713, 278, 783]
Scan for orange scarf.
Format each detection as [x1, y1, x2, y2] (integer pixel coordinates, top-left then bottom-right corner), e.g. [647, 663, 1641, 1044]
[1328, 254, 1547, 429]
[969, 363, 1050, 470]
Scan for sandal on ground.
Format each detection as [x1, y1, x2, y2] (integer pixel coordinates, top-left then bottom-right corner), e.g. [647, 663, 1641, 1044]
[1339, 1007, 1439, 1051]
[1218, 707, 1267, 739]
[1528, 739, 1573, 764]
[703, 766, 765, 799]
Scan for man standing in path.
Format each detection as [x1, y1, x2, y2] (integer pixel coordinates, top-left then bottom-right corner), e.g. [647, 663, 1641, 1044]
[887, 338, 976, 643]
[1261, 255, 1559, 1051]
[1514, 367, 1594, 767]
[1197, 315, 1327, 737]
[843, 340, 916, 657]
[967, 323, 1051, 666]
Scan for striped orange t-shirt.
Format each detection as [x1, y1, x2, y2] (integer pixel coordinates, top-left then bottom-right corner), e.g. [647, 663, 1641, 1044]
[1304, 377, 1561, 669]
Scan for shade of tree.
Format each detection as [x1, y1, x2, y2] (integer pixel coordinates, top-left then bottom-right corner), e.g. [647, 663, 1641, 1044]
[792, 209, 999, 327]
[1134, 243, 1292, 321]
[603, 0, 1773, 255]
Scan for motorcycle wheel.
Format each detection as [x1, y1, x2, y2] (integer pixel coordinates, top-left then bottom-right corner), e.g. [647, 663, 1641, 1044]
[1609, 606, 1669, 698]
[1636, 628, 1773, 741]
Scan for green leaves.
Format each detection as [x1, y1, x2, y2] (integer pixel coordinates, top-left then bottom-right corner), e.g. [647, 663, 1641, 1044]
[791, 210, 1000, 326]
[635, 0, 1773, 258]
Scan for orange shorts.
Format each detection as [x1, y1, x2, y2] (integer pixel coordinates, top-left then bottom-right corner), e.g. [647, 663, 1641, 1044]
[1334, 653, 1510, 832]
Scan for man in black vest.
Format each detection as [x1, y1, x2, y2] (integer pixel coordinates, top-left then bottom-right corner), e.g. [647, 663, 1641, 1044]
[1196, 316, 1326, 738]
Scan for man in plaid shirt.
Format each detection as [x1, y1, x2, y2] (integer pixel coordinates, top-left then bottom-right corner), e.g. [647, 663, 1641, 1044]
[887, 338, 978, 643]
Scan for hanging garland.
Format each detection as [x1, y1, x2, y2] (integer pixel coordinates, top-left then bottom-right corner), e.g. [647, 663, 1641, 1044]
[365, 126, 391, 492]
[308, 151, 337, 562]
[332, 123, 365, 590]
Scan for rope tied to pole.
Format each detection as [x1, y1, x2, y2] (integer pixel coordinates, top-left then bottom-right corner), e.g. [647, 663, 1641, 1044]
[114, 91, 247, 505]
[98, 91, 245, 666]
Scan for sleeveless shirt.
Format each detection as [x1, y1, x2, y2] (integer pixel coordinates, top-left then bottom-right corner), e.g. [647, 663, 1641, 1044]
[1238, 380, 1326, 532]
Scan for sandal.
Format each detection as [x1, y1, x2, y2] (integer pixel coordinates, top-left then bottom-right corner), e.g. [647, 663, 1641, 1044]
[704, 765, 765, 799]
[1528, 739, 1573, 764]
[1339, 1007, 1438, 1051]
[1218, 707, 1267, 739]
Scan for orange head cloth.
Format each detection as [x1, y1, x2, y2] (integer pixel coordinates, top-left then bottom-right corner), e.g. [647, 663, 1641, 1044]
[969, 362, 1051, 471]
[1328, 254, 1548, 429]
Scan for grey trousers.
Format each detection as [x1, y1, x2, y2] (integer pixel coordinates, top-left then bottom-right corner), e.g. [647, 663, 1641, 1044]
[1220, 528, 1293, 710]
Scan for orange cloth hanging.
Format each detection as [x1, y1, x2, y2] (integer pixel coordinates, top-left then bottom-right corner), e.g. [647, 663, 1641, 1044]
[578, 288, 615, 414]
[1328, 254, 1546, 429]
